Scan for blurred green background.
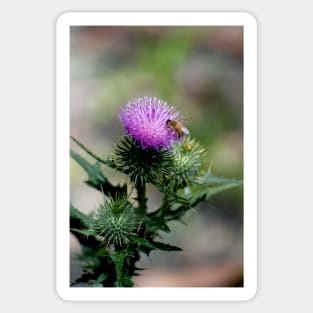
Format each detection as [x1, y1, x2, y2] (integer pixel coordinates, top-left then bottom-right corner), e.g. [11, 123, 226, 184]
[70, 26, 243, 287]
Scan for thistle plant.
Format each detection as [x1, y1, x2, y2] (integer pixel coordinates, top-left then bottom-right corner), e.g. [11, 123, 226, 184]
[70, 96, 242, 287]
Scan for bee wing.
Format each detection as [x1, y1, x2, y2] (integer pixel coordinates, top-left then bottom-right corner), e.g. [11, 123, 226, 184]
[182, 127, 190, 135]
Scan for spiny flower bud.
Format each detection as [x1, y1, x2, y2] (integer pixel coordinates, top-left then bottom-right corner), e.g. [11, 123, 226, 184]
[171, 137, 205, 189]
[111, 136, 174, 185]
[93, 196, 140, 247]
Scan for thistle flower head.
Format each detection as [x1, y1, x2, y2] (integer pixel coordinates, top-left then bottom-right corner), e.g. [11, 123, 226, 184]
[119, 96, 184, 149]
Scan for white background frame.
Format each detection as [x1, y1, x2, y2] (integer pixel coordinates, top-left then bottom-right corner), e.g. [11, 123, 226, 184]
[56, 12, 257, 301]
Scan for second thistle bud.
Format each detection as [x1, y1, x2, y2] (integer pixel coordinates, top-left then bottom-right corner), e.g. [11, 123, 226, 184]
[170, 137, 205, 189]
[92, 196, 140, 248]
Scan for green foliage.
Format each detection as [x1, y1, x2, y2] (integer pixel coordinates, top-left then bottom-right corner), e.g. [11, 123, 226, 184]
[70, 136, 242, 287]
[130, 236, 182, 256]
[144, 215, 171, 234]
[70, 143, 127, 199]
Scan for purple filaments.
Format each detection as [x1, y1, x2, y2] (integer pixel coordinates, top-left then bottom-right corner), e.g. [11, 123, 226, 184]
[119, 97, 183, 149]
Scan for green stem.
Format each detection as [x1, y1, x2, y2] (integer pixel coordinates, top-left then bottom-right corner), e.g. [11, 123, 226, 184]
[135, 180, 147, 215]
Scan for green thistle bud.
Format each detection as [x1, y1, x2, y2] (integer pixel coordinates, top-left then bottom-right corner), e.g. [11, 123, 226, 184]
[93, 196, 140, 247]
[110, 136, 174, 185]
[170, 137, 205, 189]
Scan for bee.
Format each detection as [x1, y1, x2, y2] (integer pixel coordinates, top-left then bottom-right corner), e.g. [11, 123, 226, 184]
[166, 119, 190, 138]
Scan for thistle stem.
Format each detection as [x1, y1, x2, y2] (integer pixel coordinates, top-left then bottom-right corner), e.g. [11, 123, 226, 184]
[135, 180, 147, 215]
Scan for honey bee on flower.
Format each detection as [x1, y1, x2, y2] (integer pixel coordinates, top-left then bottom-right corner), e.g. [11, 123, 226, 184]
[166, 119, 190, 139]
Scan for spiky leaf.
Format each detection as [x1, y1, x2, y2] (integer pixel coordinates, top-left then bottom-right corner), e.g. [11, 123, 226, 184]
[70, 149, 127, 198]
[131, 236, 182, 255]
[70, 204, 93, 229]
[145, 215, 171, 234]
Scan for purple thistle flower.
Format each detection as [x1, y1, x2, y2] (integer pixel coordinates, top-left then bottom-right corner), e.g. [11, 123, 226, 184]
[119, 96, 184, 149]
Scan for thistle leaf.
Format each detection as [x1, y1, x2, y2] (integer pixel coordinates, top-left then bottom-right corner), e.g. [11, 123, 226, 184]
[196, 171, 242, 186]
[96, 273, 108, 283]
[130, 236, 156, 250]
[70, 149, 127, 198]
[151, 241, 182, 251]
[165, 180, 242, 221]
[70, 204, 100, 246]
[131, 236, 182, 254]
[70, 204, 93, 229]
[70, 228, 96, 238]
[145, 215, 171, 234]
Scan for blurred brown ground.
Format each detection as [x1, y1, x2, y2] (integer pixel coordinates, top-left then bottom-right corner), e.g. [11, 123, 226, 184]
[133, 261, 243, 287]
